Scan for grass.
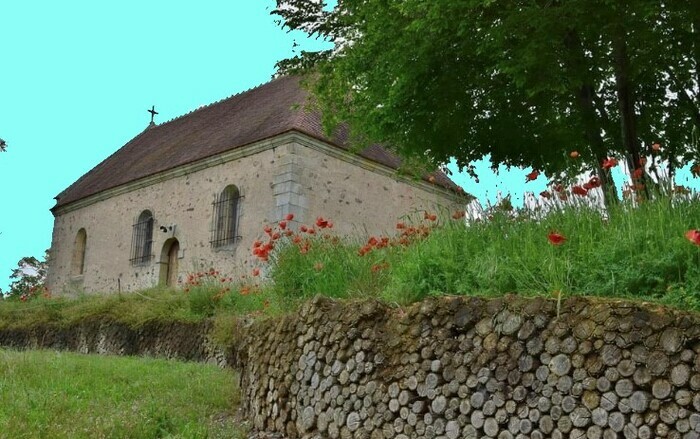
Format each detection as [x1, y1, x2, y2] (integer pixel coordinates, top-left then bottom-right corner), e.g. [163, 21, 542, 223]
[0, 349, 246, 439]
[2, 192, 699, 339]
[263, 196, 700, 311]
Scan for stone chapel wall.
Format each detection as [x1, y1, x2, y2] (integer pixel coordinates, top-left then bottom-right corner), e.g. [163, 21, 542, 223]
[47, 133, 462, 294]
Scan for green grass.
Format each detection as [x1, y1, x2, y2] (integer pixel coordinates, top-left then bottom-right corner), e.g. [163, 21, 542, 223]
[2, 195, 699, 337]
[264, 196, 700, 311]
[0, 349, 246, 439]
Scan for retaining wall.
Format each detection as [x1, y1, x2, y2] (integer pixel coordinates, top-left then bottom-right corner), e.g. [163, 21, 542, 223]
[0, 318, 229, 367]
[236, 295, 700, 439]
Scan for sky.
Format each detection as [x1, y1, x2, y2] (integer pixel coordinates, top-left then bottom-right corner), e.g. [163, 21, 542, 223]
[0, 2, 698, 292]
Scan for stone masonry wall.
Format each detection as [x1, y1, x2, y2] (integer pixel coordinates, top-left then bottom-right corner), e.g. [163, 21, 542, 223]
[48, 133, 461, 295]
[236, 296, 700, 439]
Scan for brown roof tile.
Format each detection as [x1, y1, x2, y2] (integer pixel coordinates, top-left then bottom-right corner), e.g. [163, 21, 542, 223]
[54, 76, 461, 210]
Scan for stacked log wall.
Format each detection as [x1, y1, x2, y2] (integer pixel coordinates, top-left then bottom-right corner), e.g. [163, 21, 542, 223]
[237, 295, 700, 439]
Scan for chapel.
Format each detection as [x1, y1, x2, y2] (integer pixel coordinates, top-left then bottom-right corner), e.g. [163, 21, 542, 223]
[46, 76, 465, 294]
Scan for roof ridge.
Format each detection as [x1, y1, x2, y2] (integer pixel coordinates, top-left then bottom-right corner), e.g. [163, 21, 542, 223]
[151, 75, 293, 130]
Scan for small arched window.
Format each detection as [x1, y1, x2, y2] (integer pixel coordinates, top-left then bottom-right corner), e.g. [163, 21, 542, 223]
[211, 185, 241, 247]
[71, 228, 87, 275]
[131, 210, 154, 265]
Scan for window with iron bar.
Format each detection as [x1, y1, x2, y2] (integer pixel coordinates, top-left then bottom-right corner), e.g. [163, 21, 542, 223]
[130, 210, 154, 265]
[211, 185, 242, 248]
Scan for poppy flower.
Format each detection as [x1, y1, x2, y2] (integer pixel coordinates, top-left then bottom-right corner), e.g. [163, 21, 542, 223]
[279, 220, 287, 230]
[307, 228, 316, 235]
[540, 191, 551, 199]
[271, 232, 281, 240]
[300, 225, 308, 233]
[252, 240, 262, 249]
[547, 232, 566, 245]
[692, 164, 700, 178]
[685, 230, 700, 246]
[396, 222, 406, 229]
[570, 151, 580, 158]
[572, 186, 588, 196]
[587, 176, 601, 188]
[554, 184, 564, 193]
[602, 157, 618, 170]
[263, 225, 273, 236]
[652, 143, 661, 151]
[285, 213, 295, 221]
[525, 170, 540, 182]
[632, 168, 643, 180]
[638, 157, 647, 167]
[316, 217, 329, 228]
[427, 214, 437, 222]
[368, 236, 379, 246]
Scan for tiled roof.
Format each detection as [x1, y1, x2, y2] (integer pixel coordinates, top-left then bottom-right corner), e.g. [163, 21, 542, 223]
[53, 76, 461, 209]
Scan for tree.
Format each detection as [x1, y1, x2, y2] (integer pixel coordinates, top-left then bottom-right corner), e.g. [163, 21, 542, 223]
[3, 251, 49, 301]
[271, 1, 700, 200]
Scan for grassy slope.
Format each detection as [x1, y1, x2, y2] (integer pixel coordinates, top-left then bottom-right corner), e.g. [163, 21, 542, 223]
[0, 349, 245, 439]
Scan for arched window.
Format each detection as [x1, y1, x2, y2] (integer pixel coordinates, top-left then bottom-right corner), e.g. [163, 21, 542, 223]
[71, 228, 87, 275]
[211, 185, 241, 247]
[131, 210, 154, 265]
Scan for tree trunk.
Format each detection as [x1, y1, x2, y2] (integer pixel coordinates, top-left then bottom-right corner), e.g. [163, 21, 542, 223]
[563, 30, 618, 206]
[611, 25, 649, 199]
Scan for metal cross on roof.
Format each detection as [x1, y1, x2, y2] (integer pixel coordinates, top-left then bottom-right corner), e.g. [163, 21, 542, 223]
[148, 106, 159, 124]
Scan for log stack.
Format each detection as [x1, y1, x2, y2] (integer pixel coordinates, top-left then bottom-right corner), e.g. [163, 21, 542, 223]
[237, 295, 700, 438]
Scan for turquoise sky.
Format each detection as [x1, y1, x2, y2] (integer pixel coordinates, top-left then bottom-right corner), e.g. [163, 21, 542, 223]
[0, 2, 697, 292]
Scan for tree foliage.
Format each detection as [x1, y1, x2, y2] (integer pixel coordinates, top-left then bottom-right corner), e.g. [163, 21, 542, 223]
[2, 251, 49, 300]
[271, 0, 700, 188]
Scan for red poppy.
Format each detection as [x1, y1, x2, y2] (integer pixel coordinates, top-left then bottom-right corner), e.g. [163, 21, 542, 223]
[554, 184, 564, 193]
[271, 232, 281, 240]
[316, 217, 329, 228]
[284, 229, 293, 237]
[252, 240, 262, 249]
[602, 157, 618, 170]
[692, 164, 700, 178]
[572, 186, 588, 196]
[525, 170, 540, 182]
[300, 225, 308, 233]
[583, 183, 593, 190]
[685, 230, 700, 245]
[285, 213, 295, 221]
[326, 221, 333, 229]
[540, 191, 551, 199]
[263, 225, 273, 236]
[548, 232, 566, 245]
[396, 222, 406, 229]
[368, 236, 379, 246]
[638, 157, 647, 167]
[570, 151, 580, 158]
[427, 214, 437, 222]
[307, 228, 316, 235]
[632, 168, 643, 180]
[587, 176, 601, 188]
[279, 220, 287, 230]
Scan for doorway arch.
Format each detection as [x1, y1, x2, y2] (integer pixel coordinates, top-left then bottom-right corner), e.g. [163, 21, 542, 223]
[159, 238, 180, 287]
